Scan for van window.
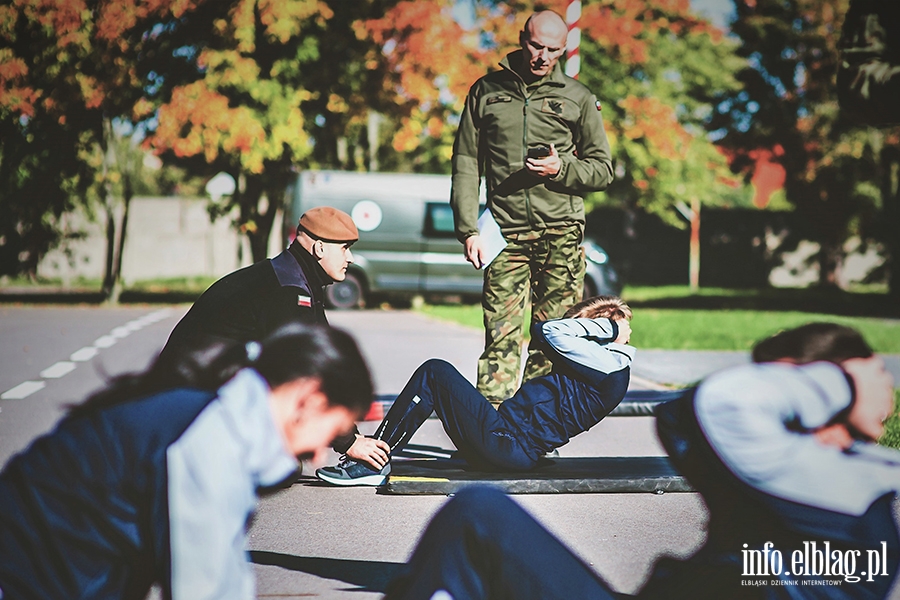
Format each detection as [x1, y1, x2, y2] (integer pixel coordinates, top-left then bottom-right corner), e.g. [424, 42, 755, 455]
[424, 203, 487, 238]
[424, 203, 456, 238]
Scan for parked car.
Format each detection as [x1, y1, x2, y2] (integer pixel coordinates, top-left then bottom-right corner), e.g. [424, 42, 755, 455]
[287, 170, 621, 309]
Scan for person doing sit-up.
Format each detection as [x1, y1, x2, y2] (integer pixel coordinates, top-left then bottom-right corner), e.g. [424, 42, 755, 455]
[384, 322, 899, 600]
[316, 295, 634, 486]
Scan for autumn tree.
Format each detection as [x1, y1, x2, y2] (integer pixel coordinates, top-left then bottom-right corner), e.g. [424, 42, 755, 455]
[712, 0, 888, 288]
[300, 0, 399, 171]
[362, 0, 492, 172]
[359, 0, 744, 216]
[0, 0, 203, 297]
[573, 0, 745, 223]
[145, 0, 399, 262]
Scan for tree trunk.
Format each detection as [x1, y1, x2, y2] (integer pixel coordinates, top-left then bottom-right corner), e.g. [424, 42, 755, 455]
[100, 116, 120, 303]
[882, 144, 900, 300]
[816, 238, 843, 288]
[239, 175, 268, 263]
[241, 174, 291, 263]
[248, 206, 274, 263]
[101, 200, 117, 299]
[689, 197, 700, 291]
[106, 181, 133, 304]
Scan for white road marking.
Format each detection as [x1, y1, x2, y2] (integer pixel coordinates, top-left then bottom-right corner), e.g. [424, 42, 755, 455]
[40, 361, 76, 379]
[94, 335, 117, 348]
[2, 308, 175, 402]
[70, 347, 99, 362]
[1, 381, 46, 400]
[124, 320, 145, 332]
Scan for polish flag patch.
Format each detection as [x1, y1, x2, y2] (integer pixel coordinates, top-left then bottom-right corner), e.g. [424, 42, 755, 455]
[298, 295, 312, 307]
[595, 100, 602, 111]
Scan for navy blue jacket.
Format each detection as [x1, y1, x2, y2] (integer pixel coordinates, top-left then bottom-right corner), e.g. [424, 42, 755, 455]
[159, 241, 328, 365]
[157, 242, 361, 455]
[497, 318, 633, 459]
[0, 370, 299, 600]
[0, 389, 215, 600]
[651, 390, 899, 599]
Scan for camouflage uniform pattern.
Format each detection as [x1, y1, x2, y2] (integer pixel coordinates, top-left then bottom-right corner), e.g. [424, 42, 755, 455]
[478, 224, 585, 406]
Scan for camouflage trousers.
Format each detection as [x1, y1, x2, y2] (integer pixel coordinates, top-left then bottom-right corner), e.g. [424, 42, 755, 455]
[477, 224, 585, 406]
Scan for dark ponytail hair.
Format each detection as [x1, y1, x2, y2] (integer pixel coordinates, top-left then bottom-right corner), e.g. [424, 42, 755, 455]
[752, 322, 873, 365]
[70, 323, 373, 418]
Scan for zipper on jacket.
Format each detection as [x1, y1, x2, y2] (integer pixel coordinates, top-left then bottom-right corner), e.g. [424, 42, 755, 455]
[522, 96, 535, 227]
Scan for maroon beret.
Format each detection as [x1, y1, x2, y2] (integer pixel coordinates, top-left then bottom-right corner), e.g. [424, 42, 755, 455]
[298, 206, 359, 243]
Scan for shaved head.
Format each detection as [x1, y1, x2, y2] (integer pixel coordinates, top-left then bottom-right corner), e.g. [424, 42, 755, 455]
[519, 11, 568, 82]
[524, 11, 568, 43]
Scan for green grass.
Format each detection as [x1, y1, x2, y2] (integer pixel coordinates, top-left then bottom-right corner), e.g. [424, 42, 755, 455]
[622, 285, 755, 302]
[418, 303, 484, 330]
[416, 304, 900, 353]
[416, 285, 900, 353]
[621, 284, 890, 303]
[418, 302, 900, 449]
[880, 392, 900, 449]
[0, 275, 216, 293]
[0, 275, 102, 288]
[124, 276, 217, 294]
[630, 309, 900, 353]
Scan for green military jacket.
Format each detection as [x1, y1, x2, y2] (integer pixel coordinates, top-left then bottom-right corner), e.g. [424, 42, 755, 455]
[450, 50, 614, 241]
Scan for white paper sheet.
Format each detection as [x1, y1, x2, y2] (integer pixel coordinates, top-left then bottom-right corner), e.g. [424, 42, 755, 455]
[477, 209, 507, 269]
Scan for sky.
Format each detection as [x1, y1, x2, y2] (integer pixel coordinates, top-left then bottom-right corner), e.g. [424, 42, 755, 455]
[452, 1, 735, 32]
[690, 0, 734, 29]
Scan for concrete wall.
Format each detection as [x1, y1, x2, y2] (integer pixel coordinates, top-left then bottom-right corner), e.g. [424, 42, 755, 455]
[38, 197, 284, 284]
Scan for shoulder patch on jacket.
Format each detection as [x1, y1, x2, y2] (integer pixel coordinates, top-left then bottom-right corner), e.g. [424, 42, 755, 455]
[541, 98, 565, 115]
[486, 95, 512, 105]
[595, 99, 602, 111]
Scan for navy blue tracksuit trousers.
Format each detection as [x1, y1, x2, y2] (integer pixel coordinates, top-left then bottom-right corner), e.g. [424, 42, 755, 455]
[384, 486, 619, 600]
[374, 359, 536, 471]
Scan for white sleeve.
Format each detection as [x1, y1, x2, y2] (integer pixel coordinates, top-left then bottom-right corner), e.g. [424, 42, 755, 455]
[696, 362, 900, 516]
[538, 318, 635, 374]
[167, 402, 257, 600]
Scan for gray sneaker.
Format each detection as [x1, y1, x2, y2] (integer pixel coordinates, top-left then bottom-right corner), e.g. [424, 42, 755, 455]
[316, 457, 392, 487]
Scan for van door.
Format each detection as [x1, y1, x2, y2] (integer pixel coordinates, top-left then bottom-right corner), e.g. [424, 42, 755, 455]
[349, 197, 425, 293]
[421, 202, 484, 295]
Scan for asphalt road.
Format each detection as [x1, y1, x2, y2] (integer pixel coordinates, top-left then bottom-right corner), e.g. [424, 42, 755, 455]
[0, 305, 710, 598]
[0, 305, 709, 598]
[5, 305, 900, 599]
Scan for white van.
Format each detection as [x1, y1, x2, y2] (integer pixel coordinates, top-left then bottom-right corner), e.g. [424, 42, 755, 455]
[286, 170, 620, 308]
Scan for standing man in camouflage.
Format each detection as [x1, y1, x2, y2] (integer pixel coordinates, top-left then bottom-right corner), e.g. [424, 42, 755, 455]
[451, 10, 614, 405]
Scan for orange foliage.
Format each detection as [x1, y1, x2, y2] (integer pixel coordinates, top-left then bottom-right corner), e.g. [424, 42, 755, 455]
[258, 0, 332, 43]
[581, 0, 720, 65]
[357, 0, 724, 154]
[364, 0, 486, 106]
[362, 0, 490, 150]
[155, 82, 237, 160]
[618, 95, 693, 160]
[1, 0, 208, 121]
[748, 146, 786, 208]
[0, 48, 41, 116]
[16, 0, 89, 48]
[96, 2, 141, 41]
[392, 117, 423, 153]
